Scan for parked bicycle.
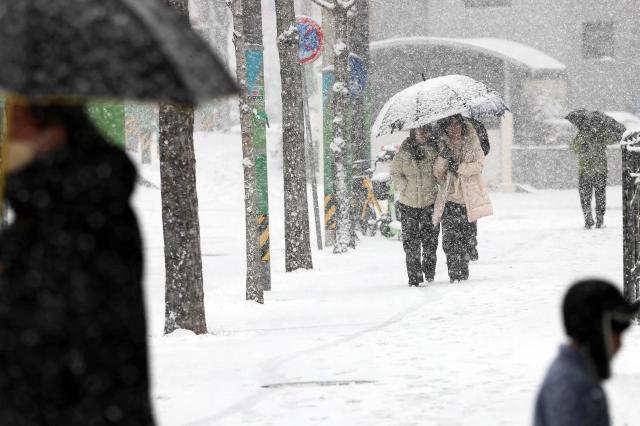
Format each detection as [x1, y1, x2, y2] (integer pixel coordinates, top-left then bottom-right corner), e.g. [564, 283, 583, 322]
[352, 146, 399, 238]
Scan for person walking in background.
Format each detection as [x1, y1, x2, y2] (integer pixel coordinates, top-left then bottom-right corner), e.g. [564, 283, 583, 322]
[433, 115, 492, 283]
[0, 102, 155, 425]
[390, 125, 440, 287]
[570, 124, 616, 229]
[534, 279, 639, 426]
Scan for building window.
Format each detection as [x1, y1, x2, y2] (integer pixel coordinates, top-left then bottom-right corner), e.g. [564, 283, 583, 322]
[583, 22, 615, 59]
[464, 0, 511, 7]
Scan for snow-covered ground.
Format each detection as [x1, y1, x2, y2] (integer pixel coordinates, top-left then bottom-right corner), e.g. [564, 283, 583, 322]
[132, 132, 639, 426]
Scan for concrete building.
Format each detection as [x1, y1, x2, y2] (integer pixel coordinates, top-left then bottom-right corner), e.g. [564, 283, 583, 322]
[368, 0, 640, 188]
[370, 0, 640, 115]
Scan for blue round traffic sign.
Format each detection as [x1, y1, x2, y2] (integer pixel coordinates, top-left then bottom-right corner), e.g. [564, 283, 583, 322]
[296, 16, 324, 65]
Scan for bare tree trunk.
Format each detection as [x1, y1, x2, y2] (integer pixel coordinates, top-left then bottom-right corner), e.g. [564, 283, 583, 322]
[160, 0, 207, 335]
[230, 0, 265, 303]
[274, 0, 314, 271]
[332, 5, 352, 253]
[311, 0, 354, 253]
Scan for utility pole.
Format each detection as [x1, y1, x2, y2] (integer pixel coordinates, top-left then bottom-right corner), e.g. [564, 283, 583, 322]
[243, 0, 272, 291]
[229, 0, 264, 303]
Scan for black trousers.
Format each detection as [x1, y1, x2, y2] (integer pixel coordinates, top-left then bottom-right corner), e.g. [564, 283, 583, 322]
[399, 203, 440, 284]
[578, 172, 607, 223]
[442, 202, 473, 280]
[467, 221, 478, 260]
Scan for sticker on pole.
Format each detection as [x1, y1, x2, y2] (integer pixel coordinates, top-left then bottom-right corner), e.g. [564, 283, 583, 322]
[296, 16, 324, 65]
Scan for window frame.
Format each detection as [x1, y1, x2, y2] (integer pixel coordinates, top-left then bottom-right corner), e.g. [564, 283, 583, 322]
[582, 21, 615, 59]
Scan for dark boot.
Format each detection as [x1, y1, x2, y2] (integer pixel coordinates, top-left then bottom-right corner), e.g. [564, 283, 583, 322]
[468, 247, 479, 262]
[460, 261, 469, 281]
[596, 216, 604, 229]
[584, 213, 594, 229]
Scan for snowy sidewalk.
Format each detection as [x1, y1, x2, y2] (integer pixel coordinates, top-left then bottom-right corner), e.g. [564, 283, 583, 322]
[133, 134, 639, 425]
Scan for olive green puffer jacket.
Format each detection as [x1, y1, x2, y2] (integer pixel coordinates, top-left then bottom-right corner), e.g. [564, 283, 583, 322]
[570, 131, 617, 175]
[390, 138, 439, 208]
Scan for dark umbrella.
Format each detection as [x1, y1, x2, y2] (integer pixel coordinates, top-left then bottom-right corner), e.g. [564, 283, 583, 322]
[565, 109, 591, 131]
[565, 110, 626, 141]
[0, 0, 237, 104]
[589, 111, 627, 140]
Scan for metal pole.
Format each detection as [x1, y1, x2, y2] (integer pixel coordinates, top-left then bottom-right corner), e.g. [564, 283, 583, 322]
[622, 144, 633, 300]
[501, 60, 514, 192]
[302, 65, 324, 250]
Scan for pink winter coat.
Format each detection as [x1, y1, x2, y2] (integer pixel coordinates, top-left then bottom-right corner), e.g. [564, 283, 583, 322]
[432, 122, 493, 224]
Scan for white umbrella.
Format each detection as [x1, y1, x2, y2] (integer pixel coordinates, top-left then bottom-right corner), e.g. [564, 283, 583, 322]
[372, 74, 508, 137]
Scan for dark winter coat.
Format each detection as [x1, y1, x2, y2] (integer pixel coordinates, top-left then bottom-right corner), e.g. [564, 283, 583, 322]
[0, 140, 155, 425]
[534, 345, 609, 426]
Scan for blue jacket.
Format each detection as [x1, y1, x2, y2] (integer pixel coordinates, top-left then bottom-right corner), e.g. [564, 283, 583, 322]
[534, 345, 609, 426]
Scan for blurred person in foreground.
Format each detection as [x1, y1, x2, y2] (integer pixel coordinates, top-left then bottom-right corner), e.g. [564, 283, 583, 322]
[0, 102, 155, 425]
[534, 278, 639, 426]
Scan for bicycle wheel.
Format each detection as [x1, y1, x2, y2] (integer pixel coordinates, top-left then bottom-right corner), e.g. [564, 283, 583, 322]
[380, 219, 392, 238]
[360, 205, 376, 237]
[367, 206, 378, 236]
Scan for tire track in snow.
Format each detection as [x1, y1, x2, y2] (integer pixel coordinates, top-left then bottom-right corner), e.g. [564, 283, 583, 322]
[184, 287, 443, 425]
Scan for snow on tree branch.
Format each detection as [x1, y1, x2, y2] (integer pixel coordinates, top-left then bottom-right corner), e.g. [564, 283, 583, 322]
[309, 0, 336, 10]
[334, 41, 347, 57]
[330, 136, 346, 153]
[278, 25, 298, 44]
[333, 81, 348, 95]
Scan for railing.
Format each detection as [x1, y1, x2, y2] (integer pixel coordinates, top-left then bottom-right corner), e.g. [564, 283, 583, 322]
[621, 129, 640, 302]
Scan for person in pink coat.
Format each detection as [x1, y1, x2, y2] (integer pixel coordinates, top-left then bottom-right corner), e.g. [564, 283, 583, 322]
[432, 115, 493, 282]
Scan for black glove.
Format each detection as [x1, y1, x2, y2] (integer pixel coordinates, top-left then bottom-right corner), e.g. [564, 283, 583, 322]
[439, 146, 453, 160]
[447, 158, 459, 174]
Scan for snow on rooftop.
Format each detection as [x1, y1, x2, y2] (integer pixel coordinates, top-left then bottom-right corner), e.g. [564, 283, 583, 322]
[371, 37, 566, 76]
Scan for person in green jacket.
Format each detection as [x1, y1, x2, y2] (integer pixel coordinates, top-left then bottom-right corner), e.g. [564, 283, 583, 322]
[390, 125, 440, 286]
[570, 129, 617, 229]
